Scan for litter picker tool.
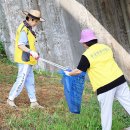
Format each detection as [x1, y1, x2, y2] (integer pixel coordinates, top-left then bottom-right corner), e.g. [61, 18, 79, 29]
[38, 57, 67, 70]
[38, 57, 86, 114]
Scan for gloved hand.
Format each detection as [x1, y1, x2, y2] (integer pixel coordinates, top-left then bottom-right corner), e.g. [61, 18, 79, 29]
[30, 50, 39, 59]
[64, 71, 70, 76]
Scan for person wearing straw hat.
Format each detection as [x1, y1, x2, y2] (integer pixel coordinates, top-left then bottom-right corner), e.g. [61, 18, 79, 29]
[64, 28, 130, 130]
[7, 10, 45, 109]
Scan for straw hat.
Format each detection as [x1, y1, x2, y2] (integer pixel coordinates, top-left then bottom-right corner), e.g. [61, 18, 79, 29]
[22, 10, 45, 22]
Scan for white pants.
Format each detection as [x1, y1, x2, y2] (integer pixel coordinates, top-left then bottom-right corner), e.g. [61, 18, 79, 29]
[8, 64, 37, 102]
[97, 82, 130, 130]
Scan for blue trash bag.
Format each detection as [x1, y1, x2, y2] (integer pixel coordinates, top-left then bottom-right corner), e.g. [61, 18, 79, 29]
[59, 69, 86, 114]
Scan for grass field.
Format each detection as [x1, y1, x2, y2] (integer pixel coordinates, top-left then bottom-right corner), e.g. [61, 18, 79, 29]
[0, 59, 130, 130]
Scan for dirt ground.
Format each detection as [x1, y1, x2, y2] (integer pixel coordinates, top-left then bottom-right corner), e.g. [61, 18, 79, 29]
[0, 84, 64, 128]
[0, 61, 90, 129]
[0, 61, 64, 128]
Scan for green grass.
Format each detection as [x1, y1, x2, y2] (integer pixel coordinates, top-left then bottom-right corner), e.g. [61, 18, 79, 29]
[5, 92, 130, 130]
[6, 96, 101, 130]
[0, 58, 130, 130]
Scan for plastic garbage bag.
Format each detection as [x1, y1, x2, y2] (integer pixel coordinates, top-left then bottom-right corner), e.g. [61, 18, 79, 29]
[59, 69, 86, 114]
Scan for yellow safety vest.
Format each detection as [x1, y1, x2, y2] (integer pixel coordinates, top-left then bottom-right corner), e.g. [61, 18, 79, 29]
[14, 22, 37, 65]
[83, 43, 123, 92]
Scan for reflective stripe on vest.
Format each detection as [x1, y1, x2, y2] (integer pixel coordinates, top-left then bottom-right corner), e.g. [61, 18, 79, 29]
[83, 44, 123, 92]
[14, 22, 37, 65]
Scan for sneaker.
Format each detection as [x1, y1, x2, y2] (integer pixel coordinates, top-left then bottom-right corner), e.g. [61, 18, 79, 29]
[7, 99, 18, 108]
[30, 102, 44, 109]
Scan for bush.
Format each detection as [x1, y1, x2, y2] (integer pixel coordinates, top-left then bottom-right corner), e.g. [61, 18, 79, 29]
[0, 41, 7, 58]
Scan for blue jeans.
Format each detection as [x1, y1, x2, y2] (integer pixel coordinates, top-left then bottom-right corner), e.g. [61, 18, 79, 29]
[8, 63, 37, 102]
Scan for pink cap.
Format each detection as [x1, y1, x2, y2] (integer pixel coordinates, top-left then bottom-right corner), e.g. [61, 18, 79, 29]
[79, 28, 97, 43]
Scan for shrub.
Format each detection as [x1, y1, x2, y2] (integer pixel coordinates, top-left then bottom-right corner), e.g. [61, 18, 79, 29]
[0, 41, 7, 58]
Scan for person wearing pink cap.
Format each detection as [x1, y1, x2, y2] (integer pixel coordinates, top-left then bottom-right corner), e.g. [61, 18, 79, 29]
[64, 28, 130, 130]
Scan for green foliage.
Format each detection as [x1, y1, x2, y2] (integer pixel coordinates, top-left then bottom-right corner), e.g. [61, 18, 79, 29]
[0, 57, 15, 65]
[0, 41, 16, 65]
[0, 41, 7, 58]
[0, 61, 17, 84]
